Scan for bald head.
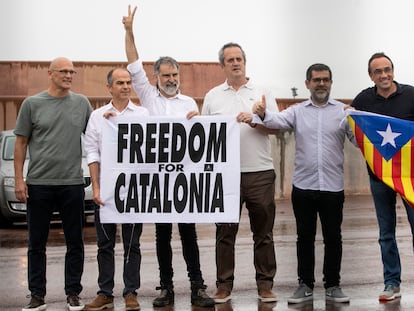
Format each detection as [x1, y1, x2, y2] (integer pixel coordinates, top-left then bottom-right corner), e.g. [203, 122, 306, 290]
[47, 57, 76, 96]
[49, 57, 74, 71]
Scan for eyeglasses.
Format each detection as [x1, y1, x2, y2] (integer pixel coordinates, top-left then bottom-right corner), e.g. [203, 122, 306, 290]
[51, 69, 77, 75]
[372, 67, 393, 76]
[310, 77, 331, 84]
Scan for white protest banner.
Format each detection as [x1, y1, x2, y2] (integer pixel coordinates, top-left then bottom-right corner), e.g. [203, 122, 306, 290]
[99, 115, 240, 223]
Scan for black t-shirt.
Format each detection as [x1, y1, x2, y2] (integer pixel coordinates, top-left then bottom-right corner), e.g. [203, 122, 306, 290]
[351, 81, 414, 121]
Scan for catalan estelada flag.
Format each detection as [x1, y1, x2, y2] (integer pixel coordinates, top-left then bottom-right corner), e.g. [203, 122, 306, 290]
[347, 110, 414, 207]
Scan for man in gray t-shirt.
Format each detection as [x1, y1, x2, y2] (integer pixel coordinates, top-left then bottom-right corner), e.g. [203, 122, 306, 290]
[14, 57, 92, 311]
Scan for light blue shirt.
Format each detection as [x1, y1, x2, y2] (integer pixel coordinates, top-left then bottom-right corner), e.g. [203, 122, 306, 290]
[253, 98, 356, 191]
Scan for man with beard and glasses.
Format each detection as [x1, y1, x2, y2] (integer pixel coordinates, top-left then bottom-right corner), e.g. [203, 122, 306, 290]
[120, 5, 214, 308]
[239, 63, 356, 305]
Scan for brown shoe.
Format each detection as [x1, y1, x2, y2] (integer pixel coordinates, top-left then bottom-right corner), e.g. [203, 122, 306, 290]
[125, 292, 140, 310]
[84, 294, 114, 310]
[258, 289, 277, 302]
[213, 288, 232, 303]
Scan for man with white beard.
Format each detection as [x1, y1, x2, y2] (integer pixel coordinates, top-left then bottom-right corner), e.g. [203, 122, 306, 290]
[121, 5, 215, 308]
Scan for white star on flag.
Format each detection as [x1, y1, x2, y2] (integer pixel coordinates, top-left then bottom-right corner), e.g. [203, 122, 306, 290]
[377, 123, 402, 148]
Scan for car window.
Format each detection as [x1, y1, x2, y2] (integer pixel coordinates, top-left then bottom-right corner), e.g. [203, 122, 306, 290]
[3, 136, 16, 160]
[2, 135, 30, 160]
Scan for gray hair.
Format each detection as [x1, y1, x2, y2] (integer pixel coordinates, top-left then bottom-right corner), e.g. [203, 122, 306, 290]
[153, 56, 180, 75]
[106, 67, 130, 85]
[218, 42, 246, 65]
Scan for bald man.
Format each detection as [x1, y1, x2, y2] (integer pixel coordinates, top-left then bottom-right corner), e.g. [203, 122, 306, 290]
[15, 57, 92, 311]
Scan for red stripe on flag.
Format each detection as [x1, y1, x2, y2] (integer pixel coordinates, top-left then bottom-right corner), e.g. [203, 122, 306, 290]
[391, 149, 405, 198]
[354, 122, 365, 153]
[402, 139, 414, 209]
[373, 147, 382, 178]
[410, 138, 414, 194]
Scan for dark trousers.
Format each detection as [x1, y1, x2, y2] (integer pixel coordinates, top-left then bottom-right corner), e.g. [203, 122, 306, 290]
[291, 186, 344, 289]
[155, 223, 203, 287]
[95, 207, 142, 297]
[216, 170, 276, 291]
[26, 185, 85, 297]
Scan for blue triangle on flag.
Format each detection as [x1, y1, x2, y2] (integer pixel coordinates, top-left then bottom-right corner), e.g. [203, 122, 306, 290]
[351, 114, 414, 161]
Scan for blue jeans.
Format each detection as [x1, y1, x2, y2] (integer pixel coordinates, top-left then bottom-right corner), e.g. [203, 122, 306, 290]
[369, 176, 414, 286]
[94, 206, 142, 297]
[155, 223, 203, 288]
[291, 186, 344, 289]
[26, 185, 85, 297]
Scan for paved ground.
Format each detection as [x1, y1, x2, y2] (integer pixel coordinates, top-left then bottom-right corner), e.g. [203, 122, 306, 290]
[1, 194, 414, 311]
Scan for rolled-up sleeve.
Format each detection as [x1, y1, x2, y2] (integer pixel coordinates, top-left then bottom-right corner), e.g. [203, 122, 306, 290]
[84, 112, 101, 165]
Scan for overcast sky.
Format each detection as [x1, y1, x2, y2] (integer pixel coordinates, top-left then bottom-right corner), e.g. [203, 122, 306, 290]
[2, 0, 414, 98]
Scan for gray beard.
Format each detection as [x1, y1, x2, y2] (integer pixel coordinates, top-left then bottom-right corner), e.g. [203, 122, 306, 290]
[161, 85, 179, 96]
[313, 91, 329, 104]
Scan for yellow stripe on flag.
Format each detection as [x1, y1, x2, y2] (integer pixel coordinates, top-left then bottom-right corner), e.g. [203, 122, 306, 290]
[347, 116, 355, 132]
[363, 135, 374, 172]
[381, 153, 394, 190]
[401, 141, 414, 204]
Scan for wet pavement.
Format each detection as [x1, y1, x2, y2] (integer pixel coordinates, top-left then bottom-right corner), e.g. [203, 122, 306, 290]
[1, 194, 414, 310]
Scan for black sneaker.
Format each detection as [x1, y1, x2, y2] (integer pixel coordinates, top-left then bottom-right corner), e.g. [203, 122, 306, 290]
[191, 285, 215, 307]
[67, 294, 85, 311]
[153, 287, 174, 307]
[22, 295, 47, 311]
